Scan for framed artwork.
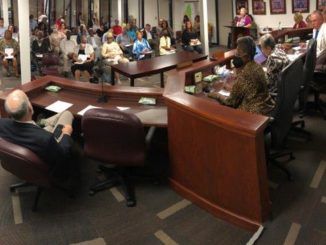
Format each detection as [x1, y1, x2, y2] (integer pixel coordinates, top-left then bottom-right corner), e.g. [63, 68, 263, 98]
[235, 0, 249, 14]
[316, 0, 326, 11]
[252, 0, 266, 15]
[292, 0, 309, 13]
[270, 0, 286, 14]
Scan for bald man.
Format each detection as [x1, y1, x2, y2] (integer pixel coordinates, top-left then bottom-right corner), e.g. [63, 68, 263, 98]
[0, 90, 76, 182]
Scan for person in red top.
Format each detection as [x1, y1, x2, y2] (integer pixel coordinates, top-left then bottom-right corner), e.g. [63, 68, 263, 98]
[112, 19, 122, 38]
[293, 12, 307, 29]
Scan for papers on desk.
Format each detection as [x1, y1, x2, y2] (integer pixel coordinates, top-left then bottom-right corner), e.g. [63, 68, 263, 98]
[116, 106, 130, 111]
[135, 108, 167, 125]
[287, 54, 301, 62]
[77, 105, 99, 116]
[5, 48, 14, 59]
[218, 89, 230, 97]
[45, 100, 73, 113]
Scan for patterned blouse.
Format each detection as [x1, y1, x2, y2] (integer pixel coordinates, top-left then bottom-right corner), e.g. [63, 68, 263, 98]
[265, 48, 290, 94]
[132, 38, 151, 60]
[0, 38, 19, 57]
[218, 61, 275, 116]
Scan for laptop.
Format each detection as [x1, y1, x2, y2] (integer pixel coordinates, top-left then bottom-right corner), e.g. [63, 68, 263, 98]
[254, 46, 267, 65]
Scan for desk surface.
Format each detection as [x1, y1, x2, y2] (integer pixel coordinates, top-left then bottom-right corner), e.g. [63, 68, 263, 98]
[111, 51, 207, 78]
[0, 76, 167, 127]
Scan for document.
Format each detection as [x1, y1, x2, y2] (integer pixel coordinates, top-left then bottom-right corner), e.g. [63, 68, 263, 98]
[77, 105, 99, 116]
[45, 100, 73, 113]
[135, 108, 167, 125]
[5, 48, 14, 59]
[218, 89, 230, 97]
[287, 54, 301, 62]
[116, 106, 130, 111]
[77, 54, 87, 62]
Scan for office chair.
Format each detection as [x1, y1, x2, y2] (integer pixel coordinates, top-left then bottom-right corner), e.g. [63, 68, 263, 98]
[307, 49, 326, 119]
[291, 39, 316, 140]
[267, 58, 304, 180]
[82, 108, 146, 207]
[40, 52, 60, 76]
[0, 138, 51, 211]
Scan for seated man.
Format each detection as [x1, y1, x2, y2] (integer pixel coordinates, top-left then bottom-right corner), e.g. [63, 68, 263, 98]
[101, 32, 129, 84]
[60, 30, 77, 77]
[143, 24, 156, 51]
[71, 35, 95, 81]
[116, 26, 133, 59]
[87, 28, 102, 61]
[0, 89, 77, 184]
[0, 30, 19, 77]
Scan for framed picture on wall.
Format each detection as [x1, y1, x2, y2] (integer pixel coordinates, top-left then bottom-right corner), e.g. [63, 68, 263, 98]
[316, 0, 326, 11]
[235, 0, 249, 14]
[252, 0, 266, 15]
[292, 0, 310, 13]
[270, 0, 286, 14]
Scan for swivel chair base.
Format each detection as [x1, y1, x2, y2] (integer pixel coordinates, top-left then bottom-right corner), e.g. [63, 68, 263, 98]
[10, 182, 43, 212]
[89, 166, 136, 207]
[269, 151, 295, 181]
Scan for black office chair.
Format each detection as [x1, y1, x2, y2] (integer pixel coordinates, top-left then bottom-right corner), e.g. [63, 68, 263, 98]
[291, 39, 316, 140]
[82, 108, 146, 207]
[307, 49, 326, 119]
[267, 58, 304, 180]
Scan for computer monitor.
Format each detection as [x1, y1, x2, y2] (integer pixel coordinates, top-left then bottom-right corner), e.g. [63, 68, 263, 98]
[254, 46, 267, 65]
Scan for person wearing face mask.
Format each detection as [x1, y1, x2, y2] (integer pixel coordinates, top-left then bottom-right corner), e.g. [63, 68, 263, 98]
[259, 34, 290, 95]
[216, 36, 275, 116]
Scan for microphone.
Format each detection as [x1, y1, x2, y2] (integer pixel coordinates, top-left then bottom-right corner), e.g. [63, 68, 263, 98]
[92, 66, 108, 103]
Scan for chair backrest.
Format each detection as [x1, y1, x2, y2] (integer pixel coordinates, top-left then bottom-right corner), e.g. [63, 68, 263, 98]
[272, 58, 304, 147]
[0, 138, 50, 187]
[82, 108, 145, 167]
[42, 53, 60, 66]
[303, 39, 317, 87]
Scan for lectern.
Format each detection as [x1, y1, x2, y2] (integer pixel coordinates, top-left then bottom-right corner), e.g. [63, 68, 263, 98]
[225, 26, 249, 49]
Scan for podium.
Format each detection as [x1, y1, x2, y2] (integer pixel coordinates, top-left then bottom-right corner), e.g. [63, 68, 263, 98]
[225, 26, 249, 49]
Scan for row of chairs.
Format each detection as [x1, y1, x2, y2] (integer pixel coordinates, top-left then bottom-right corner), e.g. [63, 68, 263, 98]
[267, 38, 321, 180]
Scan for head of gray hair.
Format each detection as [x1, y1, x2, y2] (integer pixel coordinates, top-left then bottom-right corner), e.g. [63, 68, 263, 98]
[236, 36, 256, 60]
[4, 90, 29, 120]
[260, 34, 276, 50]
[311, 10, 323, 20]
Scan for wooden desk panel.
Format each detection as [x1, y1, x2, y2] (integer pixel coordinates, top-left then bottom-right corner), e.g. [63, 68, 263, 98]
[164, 59, 270, 230]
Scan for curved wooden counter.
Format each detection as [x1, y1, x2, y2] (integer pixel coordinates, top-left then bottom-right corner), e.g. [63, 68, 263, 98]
[163, 54, 271, 230]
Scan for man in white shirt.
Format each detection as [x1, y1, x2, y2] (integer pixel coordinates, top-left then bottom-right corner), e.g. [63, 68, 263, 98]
[311, 10, 326, 57]
[60, 30, 77, 77]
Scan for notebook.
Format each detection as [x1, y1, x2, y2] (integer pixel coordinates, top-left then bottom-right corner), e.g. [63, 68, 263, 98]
[254, 46, 267, 65]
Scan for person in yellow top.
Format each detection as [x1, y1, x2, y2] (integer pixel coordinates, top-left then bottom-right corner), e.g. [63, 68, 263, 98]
[0, 30, 19, 77]
[159, 30, 175, 55]
[101, 32, 129, 84]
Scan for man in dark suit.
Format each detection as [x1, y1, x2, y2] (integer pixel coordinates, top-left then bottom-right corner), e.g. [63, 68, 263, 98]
[0, 89, 76, 182]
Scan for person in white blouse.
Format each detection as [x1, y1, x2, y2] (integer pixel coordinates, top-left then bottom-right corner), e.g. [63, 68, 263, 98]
[101, 32, 129, 84]
[159, 30, 175, 55]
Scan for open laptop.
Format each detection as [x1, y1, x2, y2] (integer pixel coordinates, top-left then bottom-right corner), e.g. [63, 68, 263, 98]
[254, 46, 267, 65]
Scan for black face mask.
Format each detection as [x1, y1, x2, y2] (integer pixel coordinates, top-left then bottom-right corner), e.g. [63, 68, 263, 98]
[232, 56, 244, 68]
